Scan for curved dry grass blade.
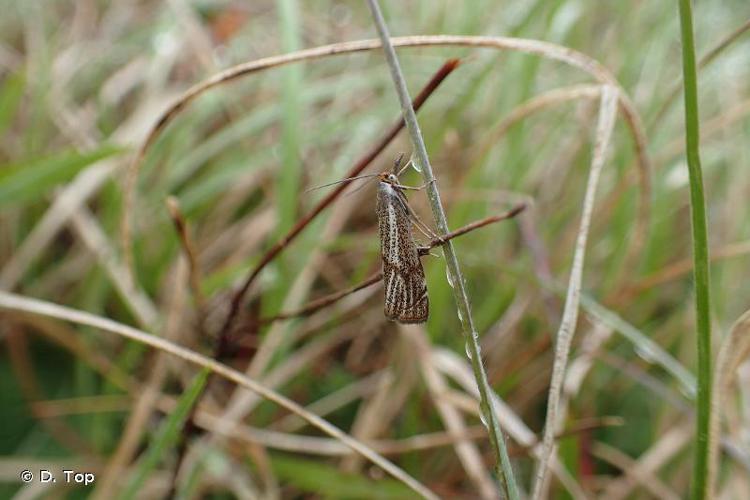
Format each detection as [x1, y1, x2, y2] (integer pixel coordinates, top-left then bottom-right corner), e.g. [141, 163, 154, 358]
[532, 85, 620, 499]
[215, 59, 458, 354]
[0, 291, 438, 500]
[615, 92, 652, 274]
[121, 35, 652, 299]
[708, 309, 750, 495]
[121, 45, 459, 283]
[474, 84, 602, 163]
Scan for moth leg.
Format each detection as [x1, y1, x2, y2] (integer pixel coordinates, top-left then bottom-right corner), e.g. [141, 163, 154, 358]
[411, 216, 440, 242]
[396, 157, 412, 177]
[392, 193, 439, 241]
[392, 178, 436, 191]
[405, 203, 445, 244]
[417, 246, 440, 258]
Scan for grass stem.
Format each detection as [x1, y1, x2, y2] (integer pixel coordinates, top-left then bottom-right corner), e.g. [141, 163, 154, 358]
[531, 85, 619, 499]
[364, 1, 519, 497]
[676, 0, 712, 498]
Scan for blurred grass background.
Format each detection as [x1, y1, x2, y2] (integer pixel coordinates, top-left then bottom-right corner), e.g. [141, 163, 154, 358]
[1, 0, 749, 498]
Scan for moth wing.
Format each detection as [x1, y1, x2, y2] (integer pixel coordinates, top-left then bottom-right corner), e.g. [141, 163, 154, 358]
[378, 180, 429, 324]
[383, 263, 428, 324]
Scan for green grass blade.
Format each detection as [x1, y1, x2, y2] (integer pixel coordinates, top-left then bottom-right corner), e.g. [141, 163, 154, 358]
[676, 0, 712, 498]
[119, 368, 210, 500]
[581, 294, 697, 396]
[0, 71, 25, 136]
[271, 454, 415, 499]
[276, 0, 303, 234]
[0, 146, 122, 208]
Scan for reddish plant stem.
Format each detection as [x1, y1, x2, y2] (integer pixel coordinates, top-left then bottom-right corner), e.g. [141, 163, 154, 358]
[421, 203, 527, 250]
[260, 273, 384, 323]
[168, 59, 460, 497]
[259, 203, 527, 324]
[165, 197, 205, 310]
[214, 58, 460, 355]
[169, 61, 461, 490]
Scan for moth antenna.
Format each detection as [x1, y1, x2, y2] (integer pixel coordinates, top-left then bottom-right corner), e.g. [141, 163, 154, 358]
[343, 177, 374, 198]
[304, 173, 380, 193]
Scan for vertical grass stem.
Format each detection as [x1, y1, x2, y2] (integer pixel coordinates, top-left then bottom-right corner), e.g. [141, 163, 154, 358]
[677, 0, 712, 498]
[364, 1, 519, 497]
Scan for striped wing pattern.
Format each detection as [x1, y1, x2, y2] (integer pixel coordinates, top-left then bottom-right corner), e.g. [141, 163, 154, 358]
[376, 180, 428, 323]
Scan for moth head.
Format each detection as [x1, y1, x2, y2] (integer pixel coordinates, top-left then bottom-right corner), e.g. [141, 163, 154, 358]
[379, 172, 399, 184]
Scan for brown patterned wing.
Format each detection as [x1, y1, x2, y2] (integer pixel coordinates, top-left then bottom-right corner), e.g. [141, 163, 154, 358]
[377, 181, 429, 323]
[382, 263, 429, 323]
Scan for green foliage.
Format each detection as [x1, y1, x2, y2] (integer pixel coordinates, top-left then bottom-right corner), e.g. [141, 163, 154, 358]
[0, 71, 25, 137]
[0, 146, 122, 208]
[270, 454, 415, 499]
[119, 369, 209, 499]
[1, 0, 748, 497]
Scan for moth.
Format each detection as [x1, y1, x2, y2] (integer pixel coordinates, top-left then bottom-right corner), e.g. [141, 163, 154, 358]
[375, 161, 433, 324]
[311, 156, 436, 323]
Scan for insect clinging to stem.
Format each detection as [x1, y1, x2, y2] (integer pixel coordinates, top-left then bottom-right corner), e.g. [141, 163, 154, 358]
[375, 154, 435, 324]
[307, 155, 527, 325]
[309, 154, 436, 323]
